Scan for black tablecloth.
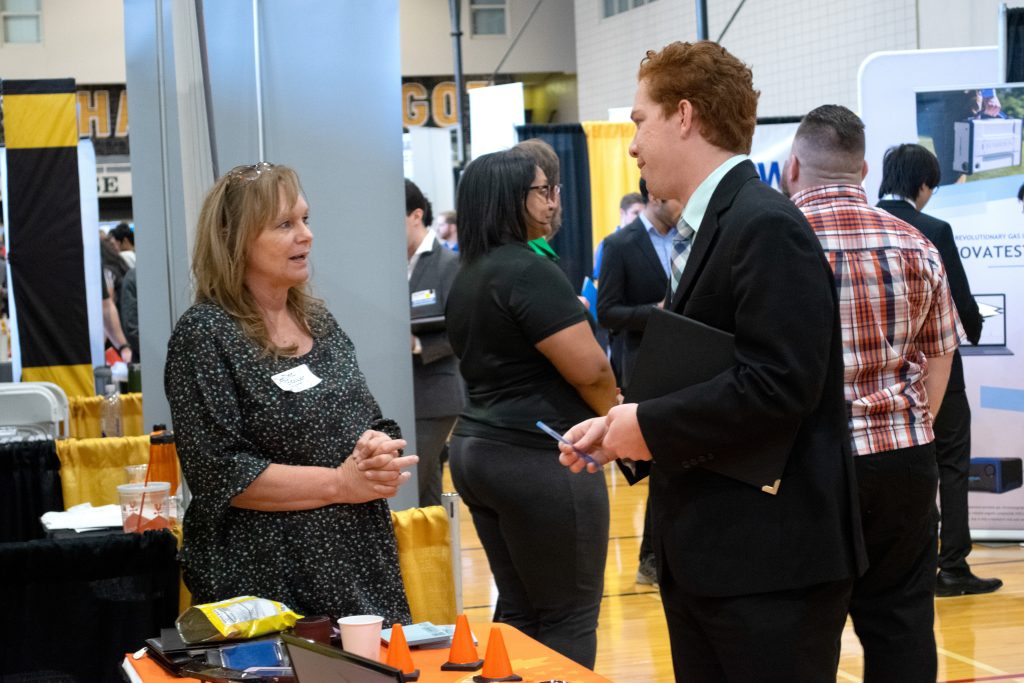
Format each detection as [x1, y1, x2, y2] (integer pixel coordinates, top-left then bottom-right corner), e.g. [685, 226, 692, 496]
[0, 439, 64, 543]
[0, 529, 180, 682]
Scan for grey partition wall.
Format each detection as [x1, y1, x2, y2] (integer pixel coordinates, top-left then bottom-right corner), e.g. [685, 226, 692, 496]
[125, 0, 418, 509]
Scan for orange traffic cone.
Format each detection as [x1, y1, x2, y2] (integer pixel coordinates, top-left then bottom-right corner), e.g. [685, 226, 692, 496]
[441, 614, 483, 671]
[385, 623, 419, 681]
[473, 626, 522, 682]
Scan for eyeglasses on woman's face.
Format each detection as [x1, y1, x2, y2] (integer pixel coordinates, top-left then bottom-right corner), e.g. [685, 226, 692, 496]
[528, 184, 562, 201]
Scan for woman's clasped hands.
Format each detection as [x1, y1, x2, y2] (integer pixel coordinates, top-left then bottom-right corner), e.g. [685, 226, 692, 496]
[337, 430, 418, 502]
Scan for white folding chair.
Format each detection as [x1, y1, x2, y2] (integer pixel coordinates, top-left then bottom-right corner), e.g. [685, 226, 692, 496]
[0, 381, 69, 440]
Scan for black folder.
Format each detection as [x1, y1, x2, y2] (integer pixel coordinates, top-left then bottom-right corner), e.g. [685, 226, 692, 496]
[410, 314, 446, 334]
[625, 307, 783, 494]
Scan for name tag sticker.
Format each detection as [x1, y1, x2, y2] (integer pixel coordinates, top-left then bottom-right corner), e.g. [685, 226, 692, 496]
[271, 364, 322, 393]
[411, 289, 437, 307]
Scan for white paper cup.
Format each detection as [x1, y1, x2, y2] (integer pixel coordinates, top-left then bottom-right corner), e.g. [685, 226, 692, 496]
[337, 615, 383, 661]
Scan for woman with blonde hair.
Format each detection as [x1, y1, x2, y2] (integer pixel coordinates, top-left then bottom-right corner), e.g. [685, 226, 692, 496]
[165, 162, 417, 624]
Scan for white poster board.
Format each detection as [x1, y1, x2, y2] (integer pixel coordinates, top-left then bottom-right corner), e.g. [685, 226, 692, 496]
[406, 126, 455, 218]
[861, 47, 1024, 541]
[468, 82, 525, 160]
[750, 122, 799, 192]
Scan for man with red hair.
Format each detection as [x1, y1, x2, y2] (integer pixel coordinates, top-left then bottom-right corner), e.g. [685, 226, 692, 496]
[559, 41, 866, 680]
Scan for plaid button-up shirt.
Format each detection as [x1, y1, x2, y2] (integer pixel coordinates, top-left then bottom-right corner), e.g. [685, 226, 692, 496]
[793, 184, 963, 456]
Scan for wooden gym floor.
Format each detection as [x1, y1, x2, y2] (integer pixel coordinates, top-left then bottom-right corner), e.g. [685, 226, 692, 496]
[446, 468, 1024, 682]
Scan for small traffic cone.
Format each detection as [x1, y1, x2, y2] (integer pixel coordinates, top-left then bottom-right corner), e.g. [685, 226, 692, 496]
[441, 614, 483, 671]
[385, 623, 419, 681]
[473, 626, 522, 682]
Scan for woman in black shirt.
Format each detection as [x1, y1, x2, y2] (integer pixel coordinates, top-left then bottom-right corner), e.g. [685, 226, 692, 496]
[445, 149, 617, 668]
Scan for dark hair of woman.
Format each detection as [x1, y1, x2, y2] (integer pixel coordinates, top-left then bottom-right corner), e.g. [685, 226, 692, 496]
[455, 148, 536, 263]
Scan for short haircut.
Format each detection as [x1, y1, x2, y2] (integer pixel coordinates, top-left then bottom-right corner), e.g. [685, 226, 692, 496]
[878, 144, 941, 200]
[404, 179, 433, 228]
[515, 137, 560, 186]
[793, 104, 865, 173]
[620, 192, 644, 210]
[638, 41, 759, 154]
[110, 222, 134, 246]
[439, 210, 456, 225]
[455, 148, 535, 264]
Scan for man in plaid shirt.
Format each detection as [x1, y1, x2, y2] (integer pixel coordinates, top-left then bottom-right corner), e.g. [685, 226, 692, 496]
[783, 105, 962, 682]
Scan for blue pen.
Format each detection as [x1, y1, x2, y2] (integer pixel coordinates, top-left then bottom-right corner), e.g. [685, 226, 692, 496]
[536, 420, 602, 469]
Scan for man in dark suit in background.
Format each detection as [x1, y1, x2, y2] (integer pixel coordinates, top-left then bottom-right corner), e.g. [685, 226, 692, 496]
[877, 143, 1001, 597]
[597, 179, 681, 388]
[558, 41, 866, 681]
[597, 179, 681, 587]
[405, 179, 462, 507]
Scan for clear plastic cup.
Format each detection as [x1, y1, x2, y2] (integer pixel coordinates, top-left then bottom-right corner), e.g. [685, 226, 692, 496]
[116, 481, 171, 533]
[124, 464, 148, 484]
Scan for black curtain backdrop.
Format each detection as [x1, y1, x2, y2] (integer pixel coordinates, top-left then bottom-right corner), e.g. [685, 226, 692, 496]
[0, 530, 179, 682]
[516, 124, 593, 291]
[0, 439, 64, 543]
[1008, 8, 1024, 83]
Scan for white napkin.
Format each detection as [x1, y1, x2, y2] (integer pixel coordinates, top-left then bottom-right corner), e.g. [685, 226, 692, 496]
[40, 502, 122, 532]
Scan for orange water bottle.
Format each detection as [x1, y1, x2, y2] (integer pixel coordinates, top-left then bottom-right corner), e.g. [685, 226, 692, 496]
[147, 424, 180, 495]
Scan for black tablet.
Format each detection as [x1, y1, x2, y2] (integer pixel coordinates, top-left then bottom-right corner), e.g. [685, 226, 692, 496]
[280, 633, 405, 682]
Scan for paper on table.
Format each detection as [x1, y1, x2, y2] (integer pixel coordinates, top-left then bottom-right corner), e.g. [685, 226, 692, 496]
[41, 502, 122, 532]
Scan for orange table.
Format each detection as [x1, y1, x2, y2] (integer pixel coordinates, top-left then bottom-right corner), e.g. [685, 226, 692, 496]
[125, 622, 613, 682]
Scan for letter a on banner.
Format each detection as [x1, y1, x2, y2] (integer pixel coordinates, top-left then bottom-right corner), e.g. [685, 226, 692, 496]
[1, 78, 93, 397]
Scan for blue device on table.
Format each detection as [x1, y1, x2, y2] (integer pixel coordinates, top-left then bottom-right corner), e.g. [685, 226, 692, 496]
[536, 420, 602, 469]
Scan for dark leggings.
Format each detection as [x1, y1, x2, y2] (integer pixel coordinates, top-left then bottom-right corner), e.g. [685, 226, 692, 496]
[449, 435, 609, 668]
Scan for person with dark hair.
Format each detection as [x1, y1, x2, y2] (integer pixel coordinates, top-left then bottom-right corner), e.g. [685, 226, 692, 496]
[785, 106, 962, 680]
[435, 210, 458, 251]
[445, 148, 616, 668]
[593, 191, 645, 280]
[100, 234, 129, 305]
[596, 177, 681, 587]
[119, 267, 140, 362]
[1017, 182, 1024, 207]
[559, 42, 865, 681]
[597, 180, 681, 387]
[514, 138, 564, 267]
[165, 162, 417, 625]
[110, 221, 136, 268]
[877, 143, 999, 598]
[404, 178, 462, 507]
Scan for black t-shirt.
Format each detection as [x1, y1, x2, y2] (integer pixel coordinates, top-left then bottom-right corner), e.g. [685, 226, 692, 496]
[446, 242, 594, 448]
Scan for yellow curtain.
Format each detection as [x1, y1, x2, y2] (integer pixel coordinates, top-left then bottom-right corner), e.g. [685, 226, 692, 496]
[55, 435, 151, 507]
[390, 506, 456, 625]
[68, 392, 145, 438]
[582, 121, 642, 259]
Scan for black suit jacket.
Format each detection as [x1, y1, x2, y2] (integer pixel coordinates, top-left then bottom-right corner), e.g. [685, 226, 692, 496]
[596, 217, 669, 387]
[409, 239, 463, 419]
[877, 199, 981, 391]
[635, 161, 866, 597]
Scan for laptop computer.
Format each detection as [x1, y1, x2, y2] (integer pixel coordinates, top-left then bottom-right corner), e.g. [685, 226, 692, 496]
[961, 293, 1014, 356]
[280, 633, 405, 682]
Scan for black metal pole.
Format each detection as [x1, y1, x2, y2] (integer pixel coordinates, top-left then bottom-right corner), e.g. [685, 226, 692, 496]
[695, 0, 709, 41]
[448, 0, 468, 168]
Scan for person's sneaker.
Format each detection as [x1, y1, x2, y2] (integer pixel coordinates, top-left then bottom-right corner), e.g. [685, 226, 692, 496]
[935, 569, 1003, 597]
[636, 555, 658, 586]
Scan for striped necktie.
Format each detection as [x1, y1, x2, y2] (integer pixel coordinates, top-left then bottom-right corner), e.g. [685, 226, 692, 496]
[670, 223, 695, 296]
